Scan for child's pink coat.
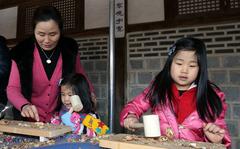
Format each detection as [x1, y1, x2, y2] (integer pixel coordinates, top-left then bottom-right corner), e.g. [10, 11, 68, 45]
[120, 87, 231, 148]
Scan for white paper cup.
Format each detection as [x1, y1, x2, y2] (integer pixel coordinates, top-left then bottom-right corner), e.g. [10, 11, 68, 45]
[70, 95, 83, 112]
[143, 114, 160, 137]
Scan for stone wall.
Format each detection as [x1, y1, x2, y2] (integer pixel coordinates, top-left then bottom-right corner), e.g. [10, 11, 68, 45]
[75, 36, 109, 123]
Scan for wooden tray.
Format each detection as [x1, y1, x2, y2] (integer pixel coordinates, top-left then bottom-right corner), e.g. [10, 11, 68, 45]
[0, 119, 71, 138]
[99, 134, 226, 149]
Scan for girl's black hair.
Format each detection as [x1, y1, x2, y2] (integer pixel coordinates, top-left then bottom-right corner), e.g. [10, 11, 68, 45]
[33, 5, 63, 31]
[146, 37, 223, 122]
[60, 73, 94, 113]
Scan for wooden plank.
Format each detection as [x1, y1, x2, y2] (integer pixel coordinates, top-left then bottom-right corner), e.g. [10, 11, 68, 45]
[100, 139, 167, 149]
[99, 134, 226, 149]
[0, 119, 71, 138]
[99, 134, 167, 149]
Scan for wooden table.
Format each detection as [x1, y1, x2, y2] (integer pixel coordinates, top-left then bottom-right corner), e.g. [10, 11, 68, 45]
[0, 119, 71, 140]
[99, 134, 226, 149]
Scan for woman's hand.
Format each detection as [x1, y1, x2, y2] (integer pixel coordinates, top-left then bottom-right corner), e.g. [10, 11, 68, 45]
[123, 114, 139, 131]
[203, 123, 225, 143]
[21, 104, 39, 121]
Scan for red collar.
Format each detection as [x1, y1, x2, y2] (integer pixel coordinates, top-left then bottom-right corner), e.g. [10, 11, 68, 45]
[171, 84, 197, 124]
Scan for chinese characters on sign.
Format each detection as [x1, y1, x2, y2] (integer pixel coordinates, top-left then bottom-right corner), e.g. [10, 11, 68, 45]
[115, 0, 125, 38]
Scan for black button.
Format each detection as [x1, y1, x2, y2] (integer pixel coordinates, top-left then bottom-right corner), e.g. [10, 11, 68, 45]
[48, 84, 51, 86]
[48, 94, 50, 96]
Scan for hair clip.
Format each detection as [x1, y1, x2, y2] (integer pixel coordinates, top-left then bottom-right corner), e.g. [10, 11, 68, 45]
[168, 45, 176, 56]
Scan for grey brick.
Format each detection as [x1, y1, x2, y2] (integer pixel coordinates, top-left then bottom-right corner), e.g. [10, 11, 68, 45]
[169, 35, 185, 39]
[101, 87, 107, 98]
[94, 86, 100, 97]
[129, 43, 142, 48]
[129, 86, 145, 99]
[146, 59, 161, 70]
[144, 53, 159, 57]
[152, 36, 167, 40]
[137, 37, 150, 41]
[144, 42, 157, 47]
[209, 70, 227, 85]
[227, 43, 240, 47]
[207, 56, 220, 68]
[226, 120, 238, 137]
[236, 36, 240, 40]
[144, 32, 159, 36]
[82, 61, 94, 71]
[89, 56, 101, 60]
[95, 61, 107, 71]
[234, 138, 240, 149]
[216, 25, 235, 30]
[130, 54, 142, 58]
[79, 47, 87, 51]
[96, 42, 107, 45]
[89, 38, 100, 41]
[197, 27, 214, 31]
[89, 74, 99, 84]
[227, 30, 240, 35]
[201, 38, 213, 43]
[178, 28, 195, 33]
[137, 48, 151, 52]
[128, 72, 137, 84]
[83, 42, 94, 46]
[129, 33, 143, 38]
[130, 60, 143, 69]
[221, 87, 240, 102]
[161, 30, 176, 34]
[207, 44, 225, 48]
[160, 41, 175, 45]
[225, 103, 231, 119]
[138, 72, 153, 84]
[97, 100, 108, 121]
[222, 56, 240, 67]
[153, 47, 166, 51]
[100, 74, 107, 84]
[233, 104, 240, 119]
[230, 70, 240, 85]
[206, 32, 224, 36]
[88, 47, 100, 51]
[187, 33, 204, 37]
[215, 37, 233, 42]
[215, 49, 234, 54]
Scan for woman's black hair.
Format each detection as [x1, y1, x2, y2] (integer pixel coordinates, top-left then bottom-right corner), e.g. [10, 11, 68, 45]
[146, 37, 223, 122]
[33, 5, 63, 31]
[60, 73, 94, 113]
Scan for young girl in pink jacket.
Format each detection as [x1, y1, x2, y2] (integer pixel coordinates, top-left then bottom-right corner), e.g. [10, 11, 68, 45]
[120, 37, 231, 148]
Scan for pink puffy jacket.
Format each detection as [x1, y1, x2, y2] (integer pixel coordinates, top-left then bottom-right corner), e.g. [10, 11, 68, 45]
[120, 87, 231, 148]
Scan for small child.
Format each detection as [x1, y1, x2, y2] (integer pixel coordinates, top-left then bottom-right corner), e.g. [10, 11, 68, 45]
[51, 73, 98, 137]
[120, 37, 231, 148]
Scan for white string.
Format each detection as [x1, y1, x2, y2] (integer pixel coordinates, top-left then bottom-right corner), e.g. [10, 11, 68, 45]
[40, 47, 56, 64]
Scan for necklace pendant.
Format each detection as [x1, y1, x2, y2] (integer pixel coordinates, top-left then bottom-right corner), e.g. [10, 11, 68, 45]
[46, 59, 52, 64]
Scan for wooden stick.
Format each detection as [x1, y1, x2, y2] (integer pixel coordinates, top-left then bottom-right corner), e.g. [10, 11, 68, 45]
[130, 123, 144, 129]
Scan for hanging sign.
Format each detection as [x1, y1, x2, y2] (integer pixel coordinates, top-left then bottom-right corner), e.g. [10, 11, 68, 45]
[114, 0, 125, 38]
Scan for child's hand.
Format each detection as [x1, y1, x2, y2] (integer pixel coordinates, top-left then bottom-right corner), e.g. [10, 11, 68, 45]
[123, 114, 139, 131]
[203, 123, 225, 143]
[68, 107, 73, 113]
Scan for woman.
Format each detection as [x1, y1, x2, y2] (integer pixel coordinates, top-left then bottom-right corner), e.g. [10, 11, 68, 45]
[0, 35, 11, 106]
[7, 6, 95, 122]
